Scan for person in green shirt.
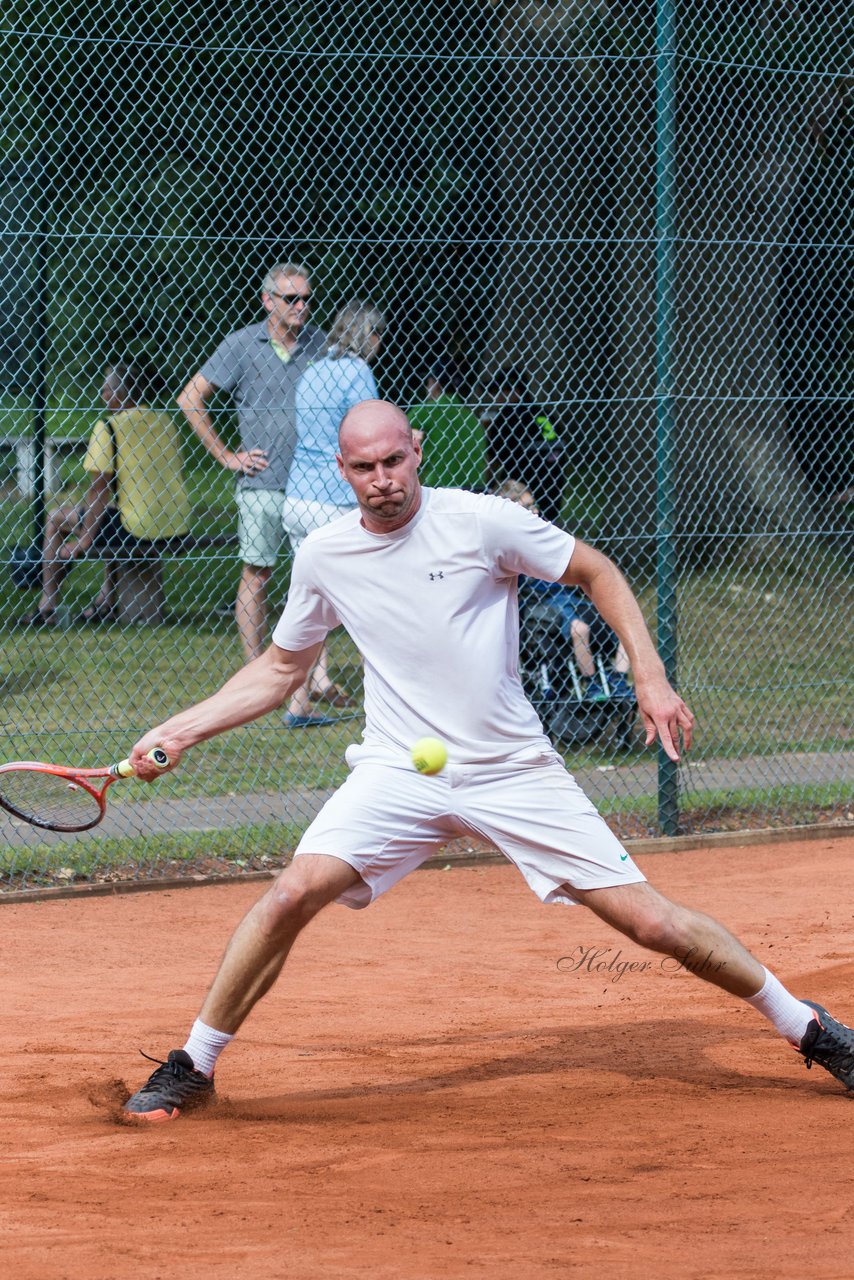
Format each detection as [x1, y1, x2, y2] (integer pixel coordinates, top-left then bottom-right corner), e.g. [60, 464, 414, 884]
[407, 360, 487, 492]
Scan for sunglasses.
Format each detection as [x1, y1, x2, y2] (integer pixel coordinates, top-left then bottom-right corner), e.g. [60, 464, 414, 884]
[270, 291, 312, 305]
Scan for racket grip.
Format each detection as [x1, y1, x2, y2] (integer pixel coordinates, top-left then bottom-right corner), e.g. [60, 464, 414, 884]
[114, 747, 171, 778]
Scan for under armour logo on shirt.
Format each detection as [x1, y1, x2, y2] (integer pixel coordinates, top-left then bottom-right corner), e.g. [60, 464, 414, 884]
[428, 571, 445, 581]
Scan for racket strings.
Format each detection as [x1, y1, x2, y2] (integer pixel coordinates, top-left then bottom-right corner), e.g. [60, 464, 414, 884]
[0, 770, 102, 831]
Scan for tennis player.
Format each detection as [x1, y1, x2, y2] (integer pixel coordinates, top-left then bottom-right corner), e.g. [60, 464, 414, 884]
[123, 400, 854, 1119]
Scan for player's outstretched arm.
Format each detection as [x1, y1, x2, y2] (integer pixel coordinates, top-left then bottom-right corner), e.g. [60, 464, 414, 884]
[558, 540, 694, 761]
[129, 642, 321, 777]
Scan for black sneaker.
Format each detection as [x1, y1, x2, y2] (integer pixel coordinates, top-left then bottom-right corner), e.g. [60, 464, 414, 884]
[123, 1049, 215, 1122]
[798, 1001, 854, 1092]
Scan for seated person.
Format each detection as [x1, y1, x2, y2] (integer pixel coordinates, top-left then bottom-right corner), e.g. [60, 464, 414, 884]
[493, 479, 633, 700]
[21, 361, 191, 626]
[407, 358, 487, 491]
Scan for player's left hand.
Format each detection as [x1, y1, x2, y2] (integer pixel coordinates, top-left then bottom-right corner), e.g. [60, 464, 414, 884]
[634, 674, 694, 761]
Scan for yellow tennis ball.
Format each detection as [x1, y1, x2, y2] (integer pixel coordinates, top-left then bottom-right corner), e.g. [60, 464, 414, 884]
[410, 736, 448, 775]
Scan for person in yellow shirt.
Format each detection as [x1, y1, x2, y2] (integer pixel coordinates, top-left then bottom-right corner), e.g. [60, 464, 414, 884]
[20, 362, 190, 626]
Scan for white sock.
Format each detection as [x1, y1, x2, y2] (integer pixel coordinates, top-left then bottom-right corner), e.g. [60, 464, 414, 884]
[744, 968, 813, 1045]
[183, 1019, 234, 1077]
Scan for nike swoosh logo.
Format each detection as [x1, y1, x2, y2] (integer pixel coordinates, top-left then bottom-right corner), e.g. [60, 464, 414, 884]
[619, 854, 629, 862]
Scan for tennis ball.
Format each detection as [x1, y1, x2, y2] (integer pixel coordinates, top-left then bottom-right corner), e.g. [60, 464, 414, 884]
[410, 736, 448, 775]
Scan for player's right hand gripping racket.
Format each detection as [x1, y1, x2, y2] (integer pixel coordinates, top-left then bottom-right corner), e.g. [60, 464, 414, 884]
[0, 748, 170, 833]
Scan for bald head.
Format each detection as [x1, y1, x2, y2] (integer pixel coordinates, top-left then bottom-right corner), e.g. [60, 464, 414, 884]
[336, 399, 422, 533]
[338, 399, 412, 456]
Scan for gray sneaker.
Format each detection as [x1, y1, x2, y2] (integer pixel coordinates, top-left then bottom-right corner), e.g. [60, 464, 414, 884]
[123, 1049, 215, 1122]
[798, 1001, 854, 1092]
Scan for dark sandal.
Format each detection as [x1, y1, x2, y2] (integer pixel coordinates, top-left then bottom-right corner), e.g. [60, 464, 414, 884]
[74, 600, 116, 625]
[309, 684, 353, 708]
[18, 607, 58, 628]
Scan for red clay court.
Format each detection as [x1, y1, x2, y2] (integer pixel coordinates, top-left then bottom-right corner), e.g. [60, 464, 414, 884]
[2, 831, 852, 1279]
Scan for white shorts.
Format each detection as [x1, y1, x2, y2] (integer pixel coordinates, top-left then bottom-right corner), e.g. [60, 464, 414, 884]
[294, 742, 646, 909]
[281, 497, 355, 551]
[236, 489, 287, 568]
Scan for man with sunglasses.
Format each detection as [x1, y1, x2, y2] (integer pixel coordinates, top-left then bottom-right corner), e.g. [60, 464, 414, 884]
[178, 261, 325, 664]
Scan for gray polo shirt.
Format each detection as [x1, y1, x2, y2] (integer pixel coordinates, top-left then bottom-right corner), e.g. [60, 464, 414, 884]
[199, 320, 326, 491]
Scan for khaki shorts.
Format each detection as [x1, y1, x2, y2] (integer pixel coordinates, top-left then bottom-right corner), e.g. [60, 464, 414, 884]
[294, 742, 646, 909]
[281, 496, 355, 551]
[236, 489, 287, 567]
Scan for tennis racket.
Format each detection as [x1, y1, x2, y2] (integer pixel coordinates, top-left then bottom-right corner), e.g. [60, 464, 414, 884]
[0, 747, 170, 833]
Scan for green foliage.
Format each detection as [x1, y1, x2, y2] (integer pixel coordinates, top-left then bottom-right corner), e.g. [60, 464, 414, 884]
[1, 1, 498, 403]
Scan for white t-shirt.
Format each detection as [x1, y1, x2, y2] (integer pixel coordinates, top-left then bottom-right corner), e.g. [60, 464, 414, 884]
[272, 487, 576, 763]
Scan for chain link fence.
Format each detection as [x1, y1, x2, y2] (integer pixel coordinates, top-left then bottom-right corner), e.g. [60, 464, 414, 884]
[1, 1, 851, 892]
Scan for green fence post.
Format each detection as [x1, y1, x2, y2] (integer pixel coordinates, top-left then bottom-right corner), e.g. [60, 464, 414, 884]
[655, 0, 679, 835]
